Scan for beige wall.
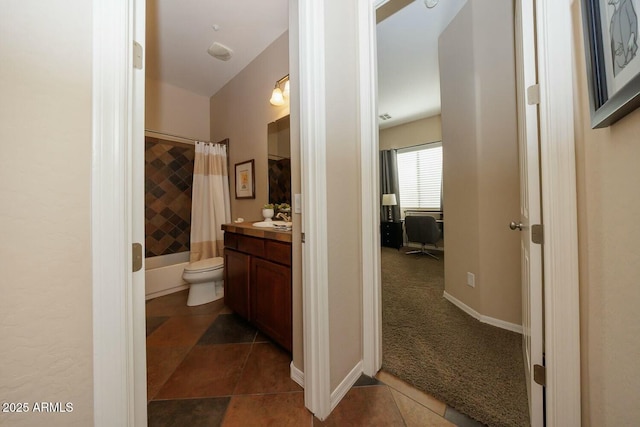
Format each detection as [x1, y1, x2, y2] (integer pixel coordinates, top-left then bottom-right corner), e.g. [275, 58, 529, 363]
[146, 78, 211, 141]
[572, 3, 640, 425]
[325, 0, 364, 391]
[378, 115, 442, 150]
[440, 0, 521, 324]
[210, 32, 290, 221]
[473, 2, 521, 324]
[440, 2, 481, 312]
[0, 2, 94, 426]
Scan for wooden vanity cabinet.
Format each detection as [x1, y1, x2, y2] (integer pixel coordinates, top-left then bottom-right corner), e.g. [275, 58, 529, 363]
[251, 257, 292, 351]
[223, 232, 292, 351]
[223, 248, 250, 319]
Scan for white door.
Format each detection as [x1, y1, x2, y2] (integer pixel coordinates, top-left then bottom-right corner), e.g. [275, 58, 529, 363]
[514, 1, 544, 426]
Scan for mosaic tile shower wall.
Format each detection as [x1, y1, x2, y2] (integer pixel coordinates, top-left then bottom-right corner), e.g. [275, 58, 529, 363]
[145, 137, 195, 257]
[268, 158, 291, 205]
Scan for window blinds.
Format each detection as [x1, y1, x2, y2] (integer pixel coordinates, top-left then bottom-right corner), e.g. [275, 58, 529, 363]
[396, 142, 443, 211]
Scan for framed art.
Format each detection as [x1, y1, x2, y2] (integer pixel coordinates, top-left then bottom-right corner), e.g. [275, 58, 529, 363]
[235, 159, 255, 199]
[582, 0, 640, 128]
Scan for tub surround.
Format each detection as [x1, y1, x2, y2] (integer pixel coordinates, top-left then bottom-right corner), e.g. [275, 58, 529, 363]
[145, 137, 195, 257]
[222, 222, 292, 351]
[145, 252, 190, 300]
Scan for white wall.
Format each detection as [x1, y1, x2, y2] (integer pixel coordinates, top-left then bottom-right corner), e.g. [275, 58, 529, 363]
[439, 0, 521, 325]
[0, 2, 94, 426]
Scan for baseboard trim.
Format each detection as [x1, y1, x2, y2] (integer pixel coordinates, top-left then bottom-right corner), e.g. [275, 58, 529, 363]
[330, 360, 363, 411]
[443, 291, 523, 334]
[290, 362, 305, 388]
[145, 284, 189, 301]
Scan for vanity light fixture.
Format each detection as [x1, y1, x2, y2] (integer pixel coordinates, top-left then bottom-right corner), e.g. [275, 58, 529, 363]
[270, 75, 290, 106]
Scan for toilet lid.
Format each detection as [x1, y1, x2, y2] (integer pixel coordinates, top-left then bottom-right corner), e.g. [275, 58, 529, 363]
[184, 257, 224, 273]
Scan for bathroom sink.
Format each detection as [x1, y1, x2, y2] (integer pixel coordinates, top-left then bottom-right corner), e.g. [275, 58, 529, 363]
[252, 221, 291, 228]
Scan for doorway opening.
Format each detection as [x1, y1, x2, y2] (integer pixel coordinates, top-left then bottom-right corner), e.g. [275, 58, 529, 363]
[375, 1, 532, 425]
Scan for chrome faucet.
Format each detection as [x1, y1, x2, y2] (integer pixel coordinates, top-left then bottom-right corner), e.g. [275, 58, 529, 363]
[276, 212, 291, 222]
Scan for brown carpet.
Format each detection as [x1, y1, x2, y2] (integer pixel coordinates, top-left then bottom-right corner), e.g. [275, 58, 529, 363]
[381, 247, 530, 427]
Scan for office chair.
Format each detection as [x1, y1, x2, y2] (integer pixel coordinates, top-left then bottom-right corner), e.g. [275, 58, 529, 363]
[404, 215, 441, 259]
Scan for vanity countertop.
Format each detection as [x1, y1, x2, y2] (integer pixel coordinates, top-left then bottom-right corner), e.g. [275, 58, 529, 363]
[221, 221, 292, 243]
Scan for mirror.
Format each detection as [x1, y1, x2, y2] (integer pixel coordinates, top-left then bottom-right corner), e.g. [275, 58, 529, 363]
[267, 115, 291, 205]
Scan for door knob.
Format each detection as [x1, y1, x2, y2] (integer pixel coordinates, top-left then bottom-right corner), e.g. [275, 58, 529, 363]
[509, 221, 523, 231]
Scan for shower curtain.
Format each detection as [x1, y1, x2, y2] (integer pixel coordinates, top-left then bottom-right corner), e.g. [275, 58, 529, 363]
[190, 141, 231, 262]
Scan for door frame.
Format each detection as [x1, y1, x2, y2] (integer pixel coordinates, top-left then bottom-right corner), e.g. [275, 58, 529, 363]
[359, 0, 385, 378]
[533, 1, 581, 423]
[358, 0, 581, 425]
[92, 0, 147, 425]
[297, 0, 332, 418]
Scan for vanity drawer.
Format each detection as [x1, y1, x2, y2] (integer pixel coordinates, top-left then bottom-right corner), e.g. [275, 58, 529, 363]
[237, 234, 266, 258]
[265, 240, 291, 266]
[224, 232, 238, 249]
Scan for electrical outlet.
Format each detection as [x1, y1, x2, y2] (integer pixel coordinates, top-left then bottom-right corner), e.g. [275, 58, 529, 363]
[467, 272, 475, 288]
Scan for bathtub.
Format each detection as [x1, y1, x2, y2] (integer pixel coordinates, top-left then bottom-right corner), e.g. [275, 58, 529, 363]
[145, 252, 190, 300]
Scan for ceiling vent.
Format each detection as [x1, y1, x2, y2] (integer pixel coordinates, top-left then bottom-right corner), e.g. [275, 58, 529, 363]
[207, 42, 233, 61]
[379, 113, 392, 120]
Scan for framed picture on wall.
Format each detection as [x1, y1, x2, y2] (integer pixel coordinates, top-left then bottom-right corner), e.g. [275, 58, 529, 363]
[582, 0, 640, 128]
[235, 159, 255, 199]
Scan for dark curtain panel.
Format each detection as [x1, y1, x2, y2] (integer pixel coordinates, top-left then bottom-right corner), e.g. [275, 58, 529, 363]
[380, 149, 401, 222]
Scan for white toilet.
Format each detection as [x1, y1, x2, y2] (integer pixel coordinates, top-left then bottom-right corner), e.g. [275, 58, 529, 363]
[182, 257, 224, 306]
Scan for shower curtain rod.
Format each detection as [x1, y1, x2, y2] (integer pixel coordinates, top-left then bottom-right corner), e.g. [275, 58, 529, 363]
[144, 129, 229, 146]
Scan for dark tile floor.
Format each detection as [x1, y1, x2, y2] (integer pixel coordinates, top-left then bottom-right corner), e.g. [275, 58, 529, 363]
[146, 290, 484, 426]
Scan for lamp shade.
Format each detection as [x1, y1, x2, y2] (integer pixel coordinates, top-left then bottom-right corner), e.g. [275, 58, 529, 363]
[270, 87, 285, 106]
[382, 193, 397, 206]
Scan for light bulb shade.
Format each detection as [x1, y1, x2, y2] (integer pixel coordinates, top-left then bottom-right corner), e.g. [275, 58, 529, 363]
[283, 80, 290, 98]
[270, 87, 285, 106]
[382, 193, 397, 206]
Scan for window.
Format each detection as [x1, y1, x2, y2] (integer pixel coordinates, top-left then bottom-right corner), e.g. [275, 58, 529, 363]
[396, 142, 443, 212]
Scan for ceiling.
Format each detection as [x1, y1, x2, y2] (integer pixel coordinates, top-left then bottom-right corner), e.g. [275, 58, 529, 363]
[146, 0, 289, 97]
[146, 0, 466, 129]
[376, 0, 467, 128]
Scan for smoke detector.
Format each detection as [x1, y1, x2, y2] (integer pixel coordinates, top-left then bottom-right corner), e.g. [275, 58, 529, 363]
[424, 0, 438, 8]
[207, 42, 233, 61]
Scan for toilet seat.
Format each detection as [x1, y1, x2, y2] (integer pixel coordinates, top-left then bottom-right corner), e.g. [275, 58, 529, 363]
[184, 257, 223, 273]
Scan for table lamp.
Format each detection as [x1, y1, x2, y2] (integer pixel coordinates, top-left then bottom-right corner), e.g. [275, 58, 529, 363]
[382, 193, 397, 222]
